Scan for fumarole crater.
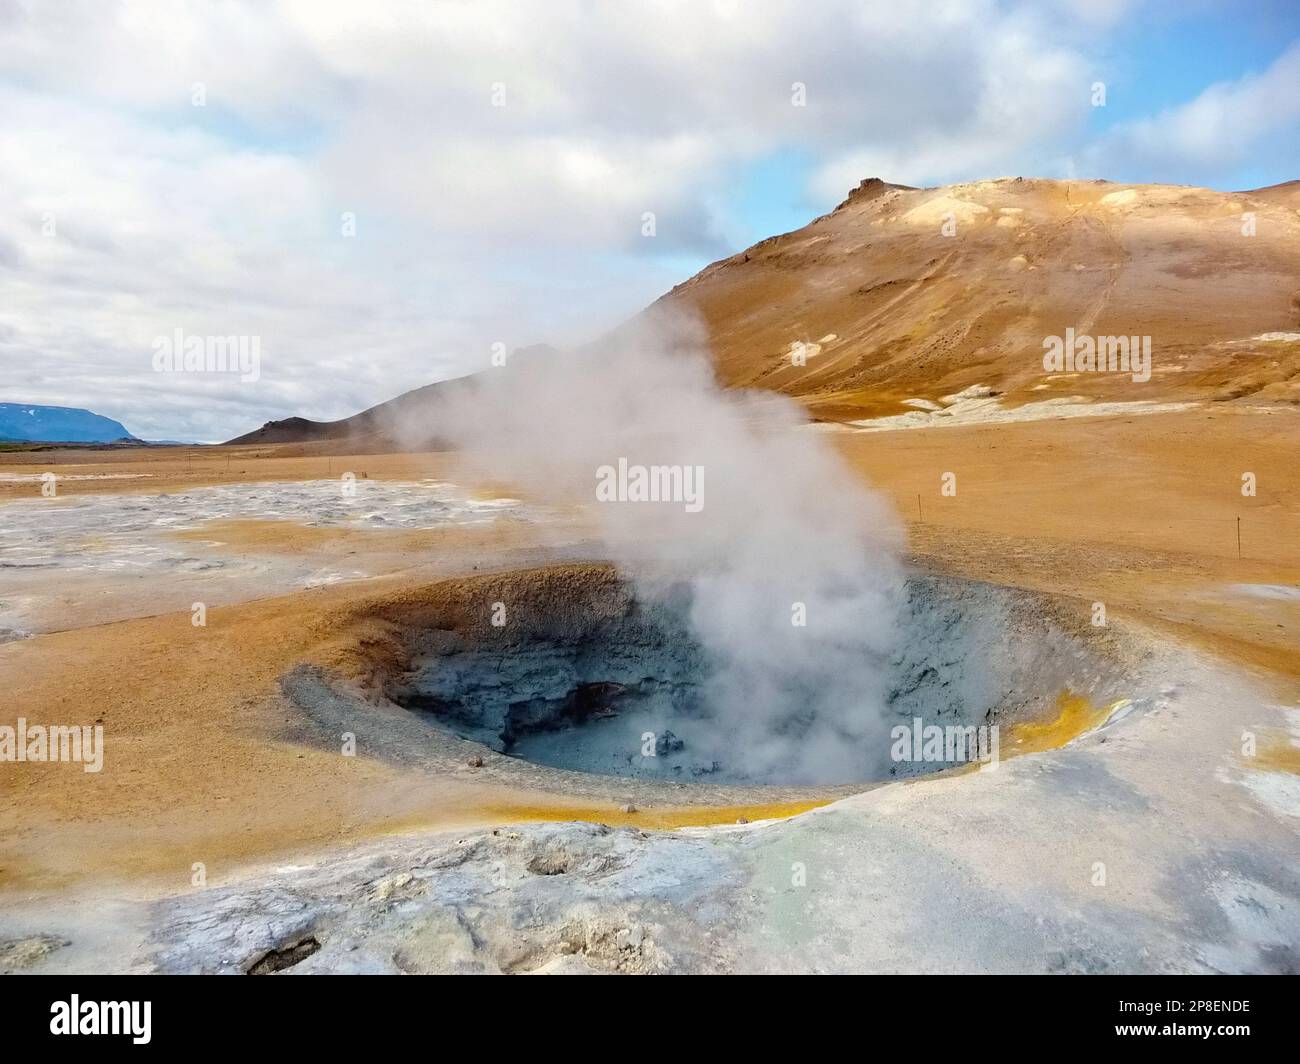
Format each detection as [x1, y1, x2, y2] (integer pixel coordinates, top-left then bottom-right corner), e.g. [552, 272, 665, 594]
[363, 563, 1140, 788]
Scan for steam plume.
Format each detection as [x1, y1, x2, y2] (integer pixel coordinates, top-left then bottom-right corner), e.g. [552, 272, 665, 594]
[402, 310, 904, 783]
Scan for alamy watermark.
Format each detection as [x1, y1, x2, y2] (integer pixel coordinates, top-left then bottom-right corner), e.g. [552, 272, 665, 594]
[1042, 327, 1151, 383]
[50, 995, 150, 1044]
[0, 718, 103, 772]
[891, 717, 999, 769]
[595, 458, 704, 513]
[152, 328, 261, 382]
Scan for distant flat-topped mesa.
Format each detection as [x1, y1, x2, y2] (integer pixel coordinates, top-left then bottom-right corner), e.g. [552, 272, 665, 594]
[0, 403, 136, 444]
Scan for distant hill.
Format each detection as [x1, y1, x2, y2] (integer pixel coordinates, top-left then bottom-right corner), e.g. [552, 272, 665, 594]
[0, 403, 136, 443]
[646, 176, 1300, 419]
[224, 380, 469, 449]
[224, 344, 559, 448]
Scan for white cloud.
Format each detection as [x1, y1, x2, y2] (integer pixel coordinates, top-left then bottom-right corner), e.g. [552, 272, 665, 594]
[1084, 42, 1300, 183]
[0, 1, 1291, 440]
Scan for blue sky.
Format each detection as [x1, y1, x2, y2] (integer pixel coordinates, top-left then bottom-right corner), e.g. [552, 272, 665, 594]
[1082, 1, 1299, 182]
[725, 3, 1300, 250]
[1, 1, 1298, 441]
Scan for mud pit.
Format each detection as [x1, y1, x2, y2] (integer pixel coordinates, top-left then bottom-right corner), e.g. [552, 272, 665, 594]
[331, 564, 1144, 789]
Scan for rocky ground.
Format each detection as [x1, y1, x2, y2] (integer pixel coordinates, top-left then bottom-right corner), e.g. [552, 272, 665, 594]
[4, 632, 1296, 974]
[0, 405, 1296, 972]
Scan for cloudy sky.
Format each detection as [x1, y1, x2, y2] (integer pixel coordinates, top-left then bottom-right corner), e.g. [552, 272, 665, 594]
[2, 0, 1298, 441]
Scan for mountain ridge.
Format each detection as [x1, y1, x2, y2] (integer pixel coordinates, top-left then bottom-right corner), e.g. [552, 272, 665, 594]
[224, 176, 1300, 446]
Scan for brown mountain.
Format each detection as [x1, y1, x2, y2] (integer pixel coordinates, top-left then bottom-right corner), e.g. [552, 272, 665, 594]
[225, 176, 1300, 445]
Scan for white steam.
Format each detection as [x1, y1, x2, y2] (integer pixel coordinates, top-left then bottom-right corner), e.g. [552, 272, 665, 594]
[405, 311, 904, 784]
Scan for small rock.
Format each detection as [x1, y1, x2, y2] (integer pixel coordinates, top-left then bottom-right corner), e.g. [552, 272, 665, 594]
[736, 817, 750, 825]
[0, 934, 69, 973]
[467, 755, 484, 768]
[615, 924, 645, 951]
[655, 730, 685, 756]
[619, 803, 637, 814]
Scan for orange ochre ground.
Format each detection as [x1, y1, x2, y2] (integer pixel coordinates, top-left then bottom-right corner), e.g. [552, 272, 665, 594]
[0, 405, 1297, 894]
